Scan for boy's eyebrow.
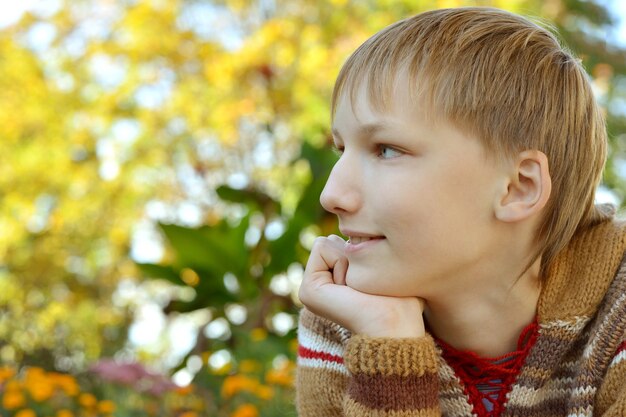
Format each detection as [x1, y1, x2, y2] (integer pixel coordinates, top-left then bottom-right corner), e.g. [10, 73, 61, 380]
[331, 122, 393, 142]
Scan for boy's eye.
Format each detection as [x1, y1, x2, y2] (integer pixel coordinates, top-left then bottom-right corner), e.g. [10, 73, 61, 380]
[377, 145, 403, 159]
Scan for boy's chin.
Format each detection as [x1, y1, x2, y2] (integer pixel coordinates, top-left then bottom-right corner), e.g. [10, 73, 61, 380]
[345, 271, 402, 297]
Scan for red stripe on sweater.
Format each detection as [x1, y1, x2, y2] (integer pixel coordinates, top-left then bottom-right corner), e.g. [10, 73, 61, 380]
[298, 345, 344, 364]
[616, 340, 626, 355]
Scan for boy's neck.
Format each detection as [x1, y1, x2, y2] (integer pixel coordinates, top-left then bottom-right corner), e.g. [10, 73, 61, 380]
[423, 260, 541, 358]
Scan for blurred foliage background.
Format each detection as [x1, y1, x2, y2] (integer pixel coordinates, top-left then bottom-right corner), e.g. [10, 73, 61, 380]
[0, 0, 625, 416]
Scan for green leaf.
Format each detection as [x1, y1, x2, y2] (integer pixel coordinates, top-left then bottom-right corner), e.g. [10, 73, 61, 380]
[216, 185, 281, 213]
[158, 216, 250, 277]
[136, 263, 183, 285]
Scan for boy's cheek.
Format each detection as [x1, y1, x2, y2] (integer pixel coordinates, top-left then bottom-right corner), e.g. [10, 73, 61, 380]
[344, 268, 372, 293]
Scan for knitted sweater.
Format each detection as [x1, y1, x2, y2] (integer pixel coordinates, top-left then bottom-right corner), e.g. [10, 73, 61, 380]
[296, 218, 626, 417]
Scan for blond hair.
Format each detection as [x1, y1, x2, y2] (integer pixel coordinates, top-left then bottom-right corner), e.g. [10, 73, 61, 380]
[331, 7, 611, 277]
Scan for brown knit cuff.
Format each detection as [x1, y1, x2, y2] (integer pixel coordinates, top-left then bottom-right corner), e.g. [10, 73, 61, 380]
[345, 334, 438, 377]
[344, 334, 440, 413]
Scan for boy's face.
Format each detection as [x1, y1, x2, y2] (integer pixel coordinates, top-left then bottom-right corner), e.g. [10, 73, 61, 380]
[321, 80, 511, 298]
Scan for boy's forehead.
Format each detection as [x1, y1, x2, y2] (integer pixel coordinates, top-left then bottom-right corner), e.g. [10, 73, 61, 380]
[334, 75, 432, 129]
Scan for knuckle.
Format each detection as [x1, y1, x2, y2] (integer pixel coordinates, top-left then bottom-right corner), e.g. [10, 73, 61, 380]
[298, 285, 311, 305]
[312, 236, 328, 247]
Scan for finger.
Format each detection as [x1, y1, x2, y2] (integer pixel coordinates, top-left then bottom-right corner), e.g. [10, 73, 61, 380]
[332, 257, 348, 285]
[323, 235, 348, 284]
[303, 283, 357, 325]
[305, 237, 347, 277]
[327, 234, 347, 245]
[300, 237, 349, 308]
[416, 297, 427, 313]
[325, 235, 349, 284]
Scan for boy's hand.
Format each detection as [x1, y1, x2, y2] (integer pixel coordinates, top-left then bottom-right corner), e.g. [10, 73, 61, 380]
[298, 235, 426, 338]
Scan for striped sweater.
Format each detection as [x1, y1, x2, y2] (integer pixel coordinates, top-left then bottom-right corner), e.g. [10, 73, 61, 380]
[296, 218, 626, 416]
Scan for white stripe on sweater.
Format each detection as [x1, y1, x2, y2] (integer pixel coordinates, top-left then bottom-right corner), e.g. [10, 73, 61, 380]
[583, 293, 626, 359]
[298, 325, 344, 357]
[610, 349, 626, 367]
[506, 384, 596, 407]
[297, 357, 349, 375]
[539, 316, 589, 332]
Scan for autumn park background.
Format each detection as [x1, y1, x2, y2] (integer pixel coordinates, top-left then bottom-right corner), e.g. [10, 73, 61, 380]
[0, 0, 625, 416]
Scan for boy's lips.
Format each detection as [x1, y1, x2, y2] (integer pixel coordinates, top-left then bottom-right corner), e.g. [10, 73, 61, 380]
[340, 229, 386, 252]
[340, 228, 384, 240]
[347, 236, 385, 244]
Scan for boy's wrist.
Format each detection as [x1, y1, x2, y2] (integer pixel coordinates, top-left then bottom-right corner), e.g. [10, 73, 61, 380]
[351, 299, 426, 338]
[357, 323, 425, 338]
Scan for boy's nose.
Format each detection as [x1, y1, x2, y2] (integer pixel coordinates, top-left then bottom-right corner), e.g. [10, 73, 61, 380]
[320, 157, 361, 215]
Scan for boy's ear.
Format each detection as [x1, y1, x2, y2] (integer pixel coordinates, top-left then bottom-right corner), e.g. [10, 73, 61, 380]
[495, 150, 551, 223]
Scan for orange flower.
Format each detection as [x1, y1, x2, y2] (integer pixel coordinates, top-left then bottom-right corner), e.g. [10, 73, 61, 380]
[254, 385, 274, 401]
[175, 385, 194, 396]
[265, 369, 293, 386]
[178, 412, 199, 417]
[21, 367, 54, 402]
[0, 366, 16, 383]
[238, 360, 261, 374]
[221, 375, 259, 398]
[78, 393, 97, 408]
[5, 380, 22, 391]
[24, 367, 46, 379]
[50, 373, 80, 396]
[221, 374, 275, 400]
[15, 409, 37, 417]
[56, 410, 74, 417]
[2, 390, 26, 410]
[231, 403, 259, 417]
[26, 380, 54, 402]
[265, 361, 295, 386]
[97, 400, 116, 414]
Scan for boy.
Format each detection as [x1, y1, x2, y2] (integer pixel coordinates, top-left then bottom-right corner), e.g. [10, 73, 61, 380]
[296, 7, 626, 417]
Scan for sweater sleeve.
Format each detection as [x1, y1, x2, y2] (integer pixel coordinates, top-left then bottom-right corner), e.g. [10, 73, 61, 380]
[594, 253, 626, 416]
[296, 308, 350, 417]
[296, 308, 442, 417]
[595, 339, 626, 415]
